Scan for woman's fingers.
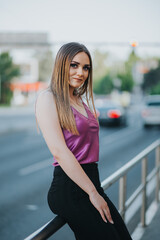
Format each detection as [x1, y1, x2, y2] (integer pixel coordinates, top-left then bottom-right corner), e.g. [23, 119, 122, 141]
[89, 191, 114, 224]
[99, 209, 107, 223]
[103, 207, 114, 224]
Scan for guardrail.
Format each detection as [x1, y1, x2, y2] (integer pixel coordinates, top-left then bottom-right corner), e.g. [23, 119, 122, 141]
[25, 139, 160, 240]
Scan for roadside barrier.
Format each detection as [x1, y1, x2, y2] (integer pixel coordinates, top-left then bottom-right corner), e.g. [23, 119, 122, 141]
[25, 139, 160, 240]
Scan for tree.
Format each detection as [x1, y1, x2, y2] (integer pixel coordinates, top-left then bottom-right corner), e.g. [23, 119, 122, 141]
[150, 82, 160, 95]
[93, 74, 114, 95]
[117, 72, 134, 92]
[116, 50, 139, 92]
[142, 60, 160, 94]
[92, 49, 113, 94]
[0, 52, 20, 105]
[125, 49, 140, 72]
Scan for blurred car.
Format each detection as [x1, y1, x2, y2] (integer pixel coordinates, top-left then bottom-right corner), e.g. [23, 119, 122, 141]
[95, 99, 127, 126]
[141, 95, 160, 128]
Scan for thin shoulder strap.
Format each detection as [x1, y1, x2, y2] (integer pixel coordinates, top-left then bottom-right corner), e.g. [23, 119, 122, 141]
[80, 96, 89, 109]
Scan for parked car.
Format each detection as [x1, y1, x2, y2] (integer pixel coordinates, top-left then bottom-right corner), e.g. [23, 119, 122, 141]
[141, 95, 160, 128]
[95, 99, 127, 126]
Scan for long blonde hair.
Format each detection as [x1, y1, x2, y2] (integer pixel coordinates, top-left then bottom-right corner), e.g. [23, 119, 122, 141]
[50, 42, 97, 135]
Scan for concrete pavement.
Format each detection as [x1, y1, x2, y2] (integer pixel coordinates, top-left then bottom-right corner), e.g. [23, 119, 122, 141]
[140, 205, 160, 240]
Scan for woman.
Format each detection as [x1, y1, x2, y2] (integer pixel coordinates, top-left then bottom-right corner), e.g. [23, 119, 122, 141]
[35, 42, 132, 240]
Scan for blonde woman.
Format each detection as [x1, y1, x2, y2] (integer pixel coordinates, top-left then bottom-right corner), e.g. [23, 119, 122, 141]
[35, 42, 132, 240]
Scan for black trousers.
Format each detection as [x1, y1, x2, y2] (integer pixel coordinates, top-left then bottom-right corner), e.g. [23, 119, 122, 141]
[48, 163, 132, 240]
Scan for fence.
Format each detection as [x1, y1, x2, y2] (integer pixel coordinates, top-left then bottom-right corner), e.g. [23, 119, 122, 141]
[25, 139, 160, 240]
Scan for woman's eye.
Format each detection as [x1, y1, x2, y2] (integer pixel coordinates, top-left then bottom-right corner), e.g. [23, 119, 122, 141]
[70, 63, 77, 68]
[83, 66, 90, 71]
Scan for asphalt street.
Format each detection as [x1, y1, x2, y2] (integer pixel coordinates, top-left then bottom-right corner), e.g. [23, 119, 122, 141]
[0, 104, 160, 240]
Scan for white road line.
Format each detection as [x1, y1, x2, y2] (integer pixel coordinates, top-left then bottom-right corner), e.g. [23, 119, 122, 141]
[19, 127, 141, 176]
[19, 129, 126, 177]
[26, 204, 38, 211]
[100, 128, 126, 142]
[101, 126, 141, 146]
[19, 158, 53, 176]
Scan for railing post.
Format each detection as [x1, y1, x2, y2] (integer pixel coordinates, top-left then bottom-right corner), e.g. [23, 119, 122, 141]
[24, 139, 160, 240]
[156, 145, 160, 203]
[119, 175, 127, 221]
[141, 157, 147, 227]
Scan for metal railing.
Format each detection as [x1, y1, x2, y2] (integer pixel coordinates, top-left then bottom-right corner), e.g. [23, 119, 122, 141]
[25, 139, 160, 240]
[101, 139, 160, 226]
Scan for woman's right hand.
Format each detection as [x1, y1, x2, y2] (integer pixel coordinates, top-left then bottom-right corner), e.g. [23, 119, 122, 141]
[89, 190, 114, 224]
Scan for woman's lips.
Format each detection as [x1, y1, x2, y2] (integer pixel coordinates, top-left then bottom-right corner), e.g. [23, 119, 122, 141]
[74, 78, 83, 81]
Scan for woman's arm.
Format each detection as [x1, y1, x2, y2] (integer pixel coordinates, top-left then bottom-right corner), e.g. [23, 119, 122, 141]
[35, 90, 113, 224]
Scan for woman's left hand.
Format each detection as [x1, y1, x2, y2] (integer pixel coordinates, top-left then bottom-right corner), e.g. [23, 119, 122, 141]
[89, 190, 114, 224]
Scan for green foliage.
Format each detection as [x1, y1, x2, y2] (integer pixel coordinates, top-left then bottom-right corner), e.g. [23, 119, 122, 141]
[93, 75, 114, 94]
[142, 62, 160, 94]
[126, 50, 140, 71]
[92, 49, 114, 95]
[118, 72, 134, 92]
[0, 52, 20, 104]
[150, 82, 160, 95]
[115, 50, 138, 92]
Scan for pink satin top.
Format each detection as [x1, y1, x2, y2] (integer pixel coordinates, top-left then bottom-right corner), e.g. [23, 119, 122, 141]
[53, 102, 99, 166]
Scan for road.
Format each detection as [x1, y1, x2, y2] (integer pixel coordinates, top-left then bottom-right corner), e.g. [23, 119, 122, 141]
[0, 104, 160, 240]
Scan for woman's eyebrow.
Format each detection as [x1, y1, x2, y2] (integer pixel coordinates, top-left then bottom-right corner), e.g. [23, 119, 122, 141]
[71, 61, 90, 66]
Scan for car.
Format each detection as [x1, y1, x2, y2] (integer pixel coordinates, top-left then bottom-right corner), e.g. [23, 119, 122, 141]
[95, 99, 127, 126]
[141, 95, 160, 128]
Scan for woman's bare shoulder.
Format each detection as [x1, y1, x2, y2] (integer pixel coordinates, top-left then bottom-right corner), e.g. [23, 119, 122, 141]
[35, 88, 57, 117]
[36, 89, 56, 107]
[37, 88, 54, 101]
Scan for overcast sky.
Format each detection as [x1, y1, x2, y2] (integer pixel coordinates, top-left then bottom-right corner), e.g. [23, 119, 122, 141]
[0, 0, 160, 59]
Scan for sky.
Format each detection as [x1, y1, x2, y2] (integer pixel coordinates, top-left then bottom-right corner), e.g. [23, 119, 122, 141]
[0, 0, 160, 60]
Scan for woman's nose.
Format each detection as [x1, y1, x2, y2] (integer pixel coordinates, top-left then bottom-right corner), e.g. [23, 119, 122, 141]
[77, 67, 83, 76]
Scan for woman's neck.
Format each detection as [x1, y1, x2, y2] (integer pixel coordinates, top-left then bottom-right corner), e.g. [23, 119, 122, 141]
[69, 88, 82, 107]
[69, 87, 74, 99]
[69, 88, 78, 101]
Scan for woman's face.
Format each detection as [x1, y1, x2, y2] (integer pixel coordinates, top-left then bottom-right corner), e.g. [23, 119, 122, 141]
[69, 52, 90, 89]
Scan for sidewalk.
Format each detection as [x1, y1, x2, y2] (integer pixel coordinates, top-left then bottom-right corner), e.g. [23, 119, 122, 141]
[140, 205, 160, 240]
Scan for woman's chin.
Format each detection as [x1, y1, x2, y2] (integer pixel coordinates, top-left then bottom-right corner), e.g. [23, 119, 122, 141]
[70, 83, 82, 88]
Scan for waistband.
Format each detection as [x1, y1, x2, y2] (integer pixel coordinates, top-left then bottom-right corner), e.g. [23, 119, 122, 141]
[54, 162, 98, 177]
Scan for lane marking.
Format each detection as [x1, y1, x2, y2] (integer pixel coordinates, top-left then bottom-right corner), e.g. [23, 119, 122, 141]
[26, 204, 38, 211]
[100, 127, 126, 142]
[19, 127, 141, 176]
[101, 126, 141, 146]
[19, 158, 53, 176]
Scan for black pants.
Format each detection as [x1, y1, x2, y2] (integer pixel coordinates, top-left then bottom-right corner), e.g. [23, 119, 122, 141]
[48, 163, 132, 240]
